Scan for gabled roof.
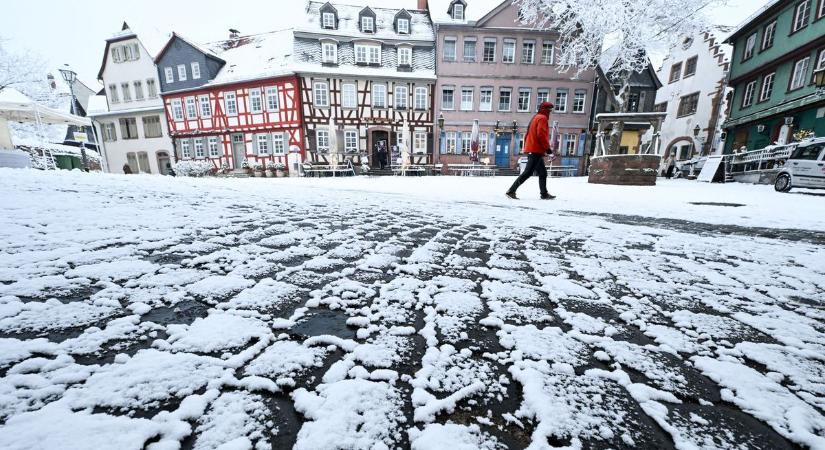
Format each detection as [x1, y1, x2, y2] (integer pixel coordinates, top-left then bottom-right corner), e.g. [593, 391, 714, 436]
[297, 1, 434, 42]
[96, 23, 170, 81]
[200, 29, 295, 87]
[428, 0, 506, 25]
[154, 33, 225, 65]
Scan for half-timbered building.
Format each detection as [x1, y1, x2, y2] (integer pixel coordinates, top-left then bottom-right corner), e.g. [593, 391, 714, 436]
[293, 1, 436, 166]
[156, 30, 304, 173]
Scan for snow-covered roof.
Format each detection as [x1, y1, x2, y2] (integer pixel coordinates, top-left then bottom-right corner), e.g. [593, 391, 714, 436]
[203, 30, 295, 87]
[427, 0, 506, 25]
[155, 33, 224, 64]
[14, 137, 101, 161]
[724, 0, 781, 43]
[98, 23, 172, 80]
[86, 95, 109, 116]
[296, 1, 434, 42]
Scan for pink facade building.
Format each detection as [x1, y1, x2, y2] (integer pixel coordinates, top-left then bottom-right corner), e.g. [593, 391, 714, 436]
[428, 0, 595, 173]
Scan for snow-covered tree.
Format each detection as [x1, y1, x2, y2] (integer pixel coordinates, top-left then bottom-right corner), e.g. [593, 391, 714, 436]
[0, 37, 45, 93]
[514, 0, 727, 77]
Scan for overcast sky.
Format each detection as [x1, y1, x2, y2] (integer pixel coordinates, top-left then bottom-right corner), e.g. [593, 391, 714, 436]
[0, 0, 766, 89]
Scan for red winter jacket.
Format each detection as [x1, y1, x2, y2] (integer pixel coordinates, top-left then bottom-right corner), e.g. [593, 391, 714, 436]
[523, 110, 551, 155]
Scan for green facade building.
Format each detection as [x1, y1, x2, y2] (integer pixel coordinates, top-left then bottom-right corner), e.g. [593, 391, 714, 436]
[723, 0, 825, 153]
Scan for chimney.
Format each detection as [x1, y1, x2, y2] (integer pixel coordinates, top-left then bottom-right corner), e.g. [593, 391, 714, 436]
[417, 0, 428, 10]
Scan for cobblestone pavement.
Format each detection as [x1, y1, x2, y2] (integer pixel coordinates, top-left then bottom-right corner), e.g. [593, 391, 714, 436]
[0, 172, 823, 449]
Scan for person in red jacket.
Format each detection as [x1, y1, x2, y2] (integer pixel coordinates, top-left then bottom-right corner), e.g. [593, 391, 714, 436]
[506, 101, 556, 200]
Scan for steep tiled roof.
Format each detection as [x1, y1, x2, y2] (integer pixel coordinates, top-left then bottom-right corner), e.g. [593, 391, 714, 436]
[297, 1, 434, 42]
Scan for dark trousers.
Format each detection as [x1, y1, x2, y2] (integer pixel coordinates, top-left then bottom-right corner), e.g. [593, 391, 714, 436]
[508, 153, 548, 195]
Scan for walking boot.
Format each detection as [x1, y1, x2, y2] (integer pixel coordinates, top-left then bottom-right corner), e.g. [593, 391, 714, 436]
[540, 193, 556, 200]
[505, 192, 518, 200]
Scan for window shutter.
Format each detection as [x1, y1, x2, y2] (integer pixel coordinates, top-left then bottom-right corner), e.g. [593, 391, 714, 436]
[439, 131, 446, 154]
[427, 133, 433, 154]
[307, 129, 316, 152]
[133, 43, 140, 59]
[252, 134, 259, 154]
[335, 130, 344, 152]
[266, 133, 273, 154]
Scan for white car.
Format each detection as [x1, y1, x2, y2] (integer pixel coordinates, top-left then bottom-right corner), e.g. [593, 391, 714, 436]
[774, 138, 825, 192]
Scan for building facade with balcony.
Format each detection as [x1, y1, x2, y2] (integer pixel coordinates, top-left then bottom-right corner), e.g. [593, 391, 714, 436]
[429, 0, 594, 173]
[293, 1, 437, 167]
[90, 23, 175, 174]
[722, 0, 825, 153]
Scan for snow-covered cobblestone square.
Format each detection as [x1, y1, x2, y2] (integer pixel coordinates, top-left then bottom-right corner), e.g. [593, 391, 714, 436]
[0, 170, 823, 450]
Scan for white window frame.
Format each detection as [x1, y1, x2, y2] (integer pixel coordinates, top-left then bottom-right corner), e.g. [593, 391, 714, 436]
[208, 136, 220, 157]
[479, 132, 488, 153]
[441, 87, 455, 110]
[414, 87, 427, 110]
[498, 88, 512, 111]
[180, 139, 191, 158]
[171, 99, 183, 121]
[790, 57, 810, 90]
[482, 40, 496, 62]
[555, 90, 568, 113]
[316, 129, 330, 152]
[517, 89, 531, 112]
[453, 3, 464, 20]
[398, 46, 412, 66]
[177, 64, 187, 81]
[565, 133, 578, 156]
[199, 95, 212, 118]
[322, 12, 335, 28]
[165, 67, 174, 83]
[273, 133, 286, 154]
[191, 62, 201, 80]
[361, 16, 374, 32]
[398, 18, 409, 34]
[395, 85, 408, 109]
[413, 131, 426, 153]
[185, 96, 197, 119]
[256, 134, 270, 155]
[742, 80, 757, 107]
[541, 41, 554, 65]
[445, 131, 457, 153]
[463, 39, 476, 61]
[344, 130, 358, 153]
[314, 81, 330, 107]
[342, 83, 357, 109]
[322, 42, 337, 64]
[762, 21, 776, 50]
[249, 88, 263, 113]
[759, 72, 775, 102]
[573, 90, 586, 113]
[460, 87, 474, 111]
[536, 89, 550, 110]
[502, 40, 516, 63]
[266, 86, 279, 111]
[793, 0, 810, 32]
[522, 41, 535, 64]
[372, 83, 387, 108]
[194, 138, 205, 158]
[443, 38, 457, 61]
[460, 131, 472, 154]
[224, 92, 238, 115]
[743, 33, 756, 60]
[817, 48, 825, 71]
[479, 87, 492, 111]
[369, 46, 380, 64]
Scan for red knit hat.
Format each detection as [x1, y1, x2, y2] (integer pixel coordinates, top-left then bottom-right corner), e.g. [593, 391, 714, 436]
[538, 101, 554, 112]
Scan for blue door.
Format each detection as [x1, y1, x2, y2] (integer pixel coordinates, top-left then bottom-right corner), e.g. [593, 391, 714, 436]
[495, 134, 511, 167]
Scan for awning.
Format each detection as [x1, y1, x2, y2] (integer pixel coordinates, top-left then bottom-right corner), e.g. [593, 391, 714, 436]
[0, 88, 91, 127]
[722, 93, 825, 129]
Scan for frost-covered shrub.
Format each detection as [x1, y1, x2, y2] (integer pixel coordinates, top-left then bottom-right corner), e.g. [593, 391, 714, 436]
[174, 160, 215, 177]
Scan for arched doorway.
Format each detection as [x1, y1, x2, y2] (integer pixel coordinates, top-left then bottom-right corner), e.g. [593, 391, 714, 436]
[157, 151, 171, 175]
[665, 138, 694, 161]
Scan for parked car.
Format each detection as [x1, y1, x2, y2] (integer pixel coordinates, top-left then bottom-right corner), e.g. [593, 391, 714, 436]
[774, 138, 825, 192]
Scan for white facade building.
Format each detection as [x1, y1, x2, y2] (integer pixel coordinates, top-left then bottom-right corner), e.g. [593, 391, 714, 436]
[653, 28, 733, 163]
[90, 24, 174, 174]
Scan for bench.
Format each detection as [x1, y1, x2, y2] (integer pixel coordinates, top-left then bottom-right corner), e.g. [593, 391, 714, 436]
[446, 164, 498, 176]
[302, 162, 356, 177]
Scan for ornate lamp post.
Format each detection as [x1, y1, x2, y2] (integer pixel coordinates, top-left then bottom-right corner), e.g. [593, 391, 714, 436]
[814, 69, 825, 96]
[437, 112, 444, 129]
[58, 66, 89, 171]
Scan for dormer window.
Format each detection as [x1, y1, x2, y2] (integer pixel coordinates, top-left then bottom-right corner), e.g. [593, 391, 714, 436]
[319, 3, 338, 30]
[453, 3, 464, 20]
[355, 43, 381, 65]
[322, 12, 335, 29]
[322, 41, 338, 64]
[362, 16, 374, 32]
[398, 18, 409, 34]
[398, 46, 412, 66]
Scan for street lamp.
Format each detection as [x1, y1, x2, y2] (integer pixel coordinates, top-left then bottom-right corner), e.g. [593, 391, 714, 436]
[814, 69, 825, 95]
[58, 65, 89, 172]
[437, 112, 444, 129]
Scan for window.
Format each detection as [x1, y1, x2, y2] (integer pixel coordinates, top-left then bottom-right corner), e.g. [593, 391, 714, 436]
[414, 87, 427, 110]
[123, 45, 133, 61]
[442, 86, 455, 110]
[266, 87, 279, 111]
[743, 33, 757, 60]
[460, 87, 473, 111]
[762, 21, 776, 50]
[479, 88, 492, 111]
[133, 81, 144, 100]
[208, 136, 220, 157]
[541, 42, 554, 64]
[498, 88, 512, 111]
[565, 133, 578, 156]
[819, 0, 825, 18]
[463, 40, 476, 61]
[185, 97, 197, 119]
[536, 89, 550, 110]
[102, 123, 117, 142]
[478, 132, 488, 153]
[555, 89, 568, 113]
[256, 134, 269, 155]
[111, 47, 123, 63]
[654, 102, 668, 112]
[108, 84, 119, 103]
[398, 47, 412, 66]
[121, 83, 132, 102]
[342, 83, 357, 108]
[453, 3, 464, 19]
[361, 16, 374, 32]
[483, 40, 496, 62]
[142, 116, 162, 138]
[522, 41, 535, 64]
[573, 90, 586, 113]
[322, 42, 337, 64]
[372, 84, 386, 108]
[119, 117, 138, 139]
[444, 39, 457, 61]
[164, 67, 174, 84]
[395, 85, 408, 109]
[180, 140, 191, 158]
[191, 62, 201, 80]
[177, 64, 187, 81]
[355, 44, 380, 64]
[741, 80, 757, 107]
[199, 95, 212, 118]
[412, 131, 426, 153]
[461, 132, 472, 153]
[224, 92, 237, 115]
[171, 99, 183, 121]
[146, 79, 157, 98]
[628, 93, 640, 112]
[445, 131, 457, 153]
[344, 130, 358, 153]
[314, 81, 329, 107]
[316, 130, 330, 152]
[273, 133, 286, 154]
[789, 56, 810, 90]
[817, 48, 825, 71]
[683, 56, 697, 78]
[194, 138, 205, 158]
[398, 18, 409, 34]
[792, 0, 810, 32]
[368, 45, 380, 64]
[517, 89, 531, 112]
[793, 144, 825, 160]
[322, 12, 335, 28]
[502, 40, 515, 63]
[669, 63, 682, 83]
[759, 72, 775, 102]
[249, 89, 263, 113]
[677, 92, 699, 116]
